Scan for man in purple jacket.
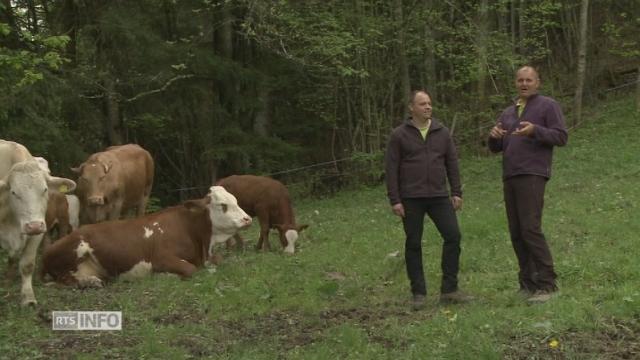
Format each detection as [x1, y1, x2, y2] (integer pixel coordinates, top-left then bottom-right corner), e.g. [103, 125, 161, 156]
[386, 90, 473, 310]
[488, 66, 568, 304]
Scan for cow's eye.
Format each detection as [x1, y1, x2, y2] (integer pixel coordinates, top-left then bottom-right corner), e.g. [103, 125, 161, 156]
[11, 190, 19, 199]
[43, 187, 48, 194]
[220, 204, 228, 213]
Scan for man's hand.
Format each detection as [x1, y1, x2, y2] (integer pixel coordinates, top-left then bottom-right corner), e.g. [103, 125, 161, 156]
[489, 123, 506, 139]
[512, 121, 535, 137]
[451, 196, 463, 211]
[391, 203, 405, 218]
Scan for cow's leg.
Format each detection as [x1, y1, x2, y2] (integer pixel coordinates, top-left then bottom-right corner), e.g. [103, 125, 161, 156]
[19, 234, 44, 306]
[255, 209, 271, 251]
[227, 233, 245, 251]
[108, 200, 124, 221]
[136, 195, 149, 217]
[154, 257, 198, 279]
[4, 256, 18, 282]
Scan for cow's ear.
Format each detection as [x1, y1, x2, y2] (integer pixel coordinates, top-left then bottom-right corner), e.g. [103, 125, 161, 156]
[47, 177, 77, 194]
[102, 161, 111, 174]
[184, 199, 207, 212]
[296, 224, 309, 233]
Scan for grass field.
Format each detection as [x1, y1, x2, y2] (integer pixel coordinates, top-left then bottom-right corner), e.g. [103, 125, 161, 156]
[1, 95, 638, 359]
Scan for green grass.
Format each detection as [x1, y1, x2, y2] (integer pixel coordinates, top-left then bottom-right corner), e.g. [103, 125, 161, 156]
[1, 95, 639, 359]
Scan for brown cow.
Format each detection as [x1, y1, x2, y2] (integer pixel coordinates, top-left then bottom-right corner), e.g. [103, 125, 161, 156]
[43, 193, 80, 248]
[216, 175, 308, 254]
[41, 186, 251, 287]
[72, 144, 154, 224]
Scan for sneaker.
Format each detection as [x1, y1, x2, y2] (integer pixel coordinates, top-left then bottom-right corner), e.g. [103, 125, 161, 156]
[526, 289, 557, 304]
[411, 294, 426, 311]
[439, 290, 475, 304]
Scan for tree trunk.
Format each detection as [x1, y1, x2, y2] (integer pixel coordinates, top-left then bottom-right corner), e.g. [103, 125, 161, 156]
[26, 0, 39, 34]
[510, 0, 517, 53]
[0, 0, 21, 48]
[636, 66, 640, 112]
[394, 0, 410, 118]
[574, 0, 589, 126]
[253, 82, 270, 169]
[560, 3, 575, 70]
[104, 78, 123, 145]
[423, 0, 437, 101]
[518, 0, 527, 55]
[476, 0, 489, 149]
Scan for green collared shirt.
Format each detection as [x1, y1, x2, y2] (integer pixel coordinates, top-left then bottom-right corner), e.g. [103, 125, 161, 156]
[516, 98, 526, 118]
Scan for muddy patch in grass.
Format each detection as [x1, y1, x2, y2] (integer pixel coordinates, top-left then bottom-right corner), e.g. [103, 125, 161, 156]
[503, 316, 640, 359]
[33, 333, 139, 359]
[152, 310, 208, 326]
[212, 300, 434, 351]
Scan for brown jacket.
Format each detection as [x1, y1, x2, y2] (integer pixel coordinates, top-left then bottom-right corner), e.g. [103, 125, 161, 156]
[385, 118, 462, 205]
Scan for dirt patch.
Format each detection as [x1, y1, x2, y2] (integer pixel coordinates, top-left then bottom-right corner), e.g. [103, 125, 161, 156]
[152, 310, 207, 326]
[212, 301, 431, 351]
[33, 333, 139, 359]
[171, 336, 222, 358]
[503, 316, 640, 359]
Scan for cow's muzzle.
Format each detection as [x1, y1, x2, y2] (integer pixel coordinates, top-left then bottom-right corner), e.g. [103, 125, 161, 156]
[23, 221, 46, 235]
[240, 216, 252, 228]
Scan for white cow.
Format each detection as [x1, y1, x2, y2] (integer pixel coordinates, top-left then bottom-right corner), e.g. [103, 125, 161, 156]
[0, 140, 76, 306]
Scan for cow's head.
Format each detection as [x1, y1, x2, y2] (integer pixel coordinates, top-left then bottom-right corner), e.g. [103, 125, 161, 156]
[206, 186, 252, 239]
[72, 160, 113, 208]
[274, 223, 309, 254]
[0, 160, 75, 235]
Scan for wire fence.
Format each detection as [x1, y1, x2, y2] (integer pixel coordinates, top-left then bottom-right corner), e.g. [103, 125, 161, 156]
[168, 82, 638, 197]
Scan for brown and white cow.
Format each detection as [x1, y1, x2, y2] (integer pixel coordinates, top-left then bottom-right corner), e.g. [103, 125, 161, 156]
[41, 186, 251, 287]
[33, 156, 80, 245]
[216, 175, 308, 254]
[72, 144, 154, 224]
[0, 140, 76, 305]
[43, 193, 80, 247]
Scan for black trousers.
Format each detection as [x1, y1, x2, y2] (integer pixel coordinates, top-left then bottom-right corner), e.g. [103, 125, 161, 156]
[401, 197, 461, 296]
[504, 175, 557, 292]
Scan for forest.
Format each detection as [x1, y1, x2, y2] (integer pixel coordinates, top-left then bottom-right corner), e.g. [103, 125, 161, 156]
[1, 0, 639, 205]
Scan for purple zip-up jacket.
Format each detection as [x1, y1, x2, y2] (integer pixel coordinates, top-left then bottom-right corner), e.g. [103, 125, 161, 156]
[385, 118, 462, 205]
[488, 94, 568, 180]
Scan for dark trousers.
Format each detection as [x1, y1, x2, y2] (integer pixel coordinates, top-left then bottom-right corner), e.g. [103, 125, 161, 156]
[402, 197, 461, 295]
[504, 175, 557, 292]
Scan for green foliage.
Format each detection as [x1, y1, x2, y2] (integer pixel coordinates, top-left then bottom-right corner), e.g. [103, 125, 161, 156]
[602, 12, 640, 59]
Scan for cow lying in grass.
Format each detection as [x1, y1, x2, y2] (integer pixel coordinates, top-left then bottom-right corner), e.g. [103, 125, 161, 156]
[216, 175, 308, 254]
[41, 186, 251, 287]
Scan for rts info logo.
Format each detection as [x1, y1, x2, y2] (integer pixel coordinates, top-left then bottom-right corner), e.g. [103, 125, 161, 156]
[52, 311, 122, 331]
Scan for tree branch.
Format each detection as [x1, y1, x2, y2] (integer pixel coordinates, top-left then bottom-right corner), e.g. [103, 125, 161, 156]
[125, 74, 195, 103]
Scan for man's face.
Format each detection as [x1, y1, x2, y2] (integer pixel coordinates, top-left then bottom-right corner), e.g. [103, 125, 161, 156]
[410, 92, 432, 121]
[515, 68, 540, 99]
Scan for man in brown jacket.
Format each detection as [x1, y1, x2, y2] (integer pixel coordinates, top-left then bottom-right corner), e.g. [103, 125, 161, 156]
[385, 90, 472, 310]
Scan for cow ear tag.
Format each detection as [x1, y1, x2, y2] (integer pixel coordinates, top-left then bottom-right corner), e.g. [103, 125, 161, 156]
[59, 184, 68, 193]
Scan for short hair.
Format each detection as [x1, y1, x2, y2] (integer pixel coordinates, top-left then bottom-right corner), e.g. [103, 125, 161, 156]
[516, 66, 540, 81]
[409, 89, 431, 105]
